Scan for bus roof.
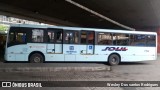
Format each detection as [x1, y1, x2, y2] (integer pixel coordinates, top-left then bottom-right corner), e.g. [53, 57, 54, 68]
[10, 24, 157, 35]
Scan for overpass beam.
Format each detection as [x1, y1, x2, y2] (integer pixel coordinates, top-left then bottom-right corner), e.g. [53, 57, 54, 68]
[0, 2, 80, 26]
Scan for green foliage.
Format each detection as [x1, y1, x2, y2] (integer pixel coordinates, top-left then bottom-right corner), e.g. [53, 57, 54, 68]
[0, 24, 8, 31]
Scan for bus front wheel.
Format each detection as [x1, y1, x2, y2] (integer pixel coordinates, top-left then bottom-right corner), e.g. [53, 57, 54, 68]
[108, 54, 120, 66]
[29, 53, 44, 63]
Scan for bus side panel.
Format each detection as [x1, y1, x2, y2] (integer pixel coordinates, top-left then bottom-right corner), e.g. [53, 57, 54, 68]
[94, 45, 113, 55]
[45, 54, 64, 61]
[5, 45, 28, 61]
[65, 55, 76, 61]
[27, 43, 47, 60]
[63, 44, 107, 61]
[5, 53, 15, 61]
[28, 43, 64, 61]
[75, 55, 107, 61]
[63, 44, 80, 55]
[121, 47, 156, 62]
[94, 45, 156, 62]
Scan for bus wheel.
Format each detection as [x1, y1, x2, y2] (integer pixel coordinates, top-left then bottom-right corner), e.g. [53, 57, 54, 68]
[108, 54, 120, 66]
[29, 53, 44, 63]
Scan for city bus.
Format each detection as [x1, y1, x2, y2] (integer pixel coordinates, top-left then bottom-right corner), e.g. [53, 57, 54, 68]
[4, 24, 157, 65]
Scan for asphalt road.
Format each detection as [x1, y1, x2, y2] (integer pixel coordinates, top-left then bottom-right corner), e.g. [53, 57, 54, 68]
[0, 57, 160, 90]
[0, 60, 159, 81]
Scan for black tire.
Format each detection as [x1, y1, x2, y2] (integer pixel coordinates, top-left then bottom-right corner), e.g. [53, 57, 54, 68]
[29, 53, 44, 63]
[108, 54, 120, 66]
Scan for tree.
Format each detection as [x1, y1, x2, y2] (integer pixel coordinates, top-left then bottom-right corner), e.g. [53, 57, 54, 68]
[0, 24, 8, 31]
[0, 24, 9, 33]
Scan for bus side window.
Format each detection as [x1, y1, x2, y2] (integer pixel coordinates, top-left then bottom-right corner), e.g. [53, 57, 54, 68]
[22, 33, 26, 42]
[81, 32, 87, 44]
[130, 35, 134, 45]
[9, 32, 26, 43]
[48, 32, 55, 43]
[17, 33, 26, 43]
[97, 32, 112, 45]
[32, 29, 44, 43]
[64, 31, 79, 44]
[112, 33, 129, 45]
[56, 31, 62, 43]
[130, 34, 146, 46]
[65, 32, 73, 44]
[88, 32, 94, 44]
[146, 35, 156, 47]
[74, 31, 79, 44]
[8, 32, 15, 43]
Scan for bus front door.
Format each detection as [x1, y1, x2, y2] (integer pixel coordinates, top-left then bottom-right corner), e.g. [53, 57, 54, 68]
[81, 31, 95, 54]
[47, 29, 63, 54]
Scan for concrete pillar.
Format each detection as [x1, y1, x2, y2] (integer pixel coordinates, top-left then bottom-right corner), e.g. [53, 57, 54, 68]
[156, 28, 160, 53]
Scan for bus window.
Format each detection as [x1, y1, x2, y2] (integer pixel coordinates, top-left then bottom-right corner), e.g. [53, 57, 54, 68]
[146, 35, 156, 47]
[64, 31, 79, 44]
[97, 32, 112, 45]
[47, 29, 62, 44]
[81, 31, 87, 44]
[8, 32, 26, 43]
[17, 33, 26, 43]
[130, 34, 146, 46]
[32, 29, 44, 43]
[88, 32, 94, 44]
[55, 31, 62, 43]
[48, 31, 55, 43]
[65, 32, 74, 44]
[8, 32, 14, 43]
[75, 31, 79, 44]
[113, 33, 129, 45]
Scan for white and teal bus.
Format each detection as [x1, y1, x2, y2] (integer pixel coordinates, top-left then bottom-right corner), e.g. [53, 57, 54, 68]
[4, 24, 157, 65]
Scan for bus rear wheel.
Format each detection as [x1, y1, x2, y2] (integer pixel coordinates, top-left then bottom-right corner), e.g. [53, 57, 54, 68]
[29, 53, 44, 63]
[108, 54, 120, 66]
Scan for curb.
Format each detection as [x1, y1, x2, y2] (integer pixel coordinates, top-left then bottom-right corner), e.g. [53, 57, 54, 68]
[0, 66, 111, 72]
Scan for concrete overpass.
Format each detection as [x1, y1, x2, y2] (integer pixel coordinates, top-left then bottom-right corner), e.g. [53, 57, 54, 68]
[0, 0, 160, 30]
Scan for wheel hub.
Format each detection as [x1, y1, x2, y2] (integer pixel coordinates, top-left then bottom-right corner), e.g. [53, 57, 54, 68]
[34, 57, 41, 63]
[111, 57, 117, 64]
